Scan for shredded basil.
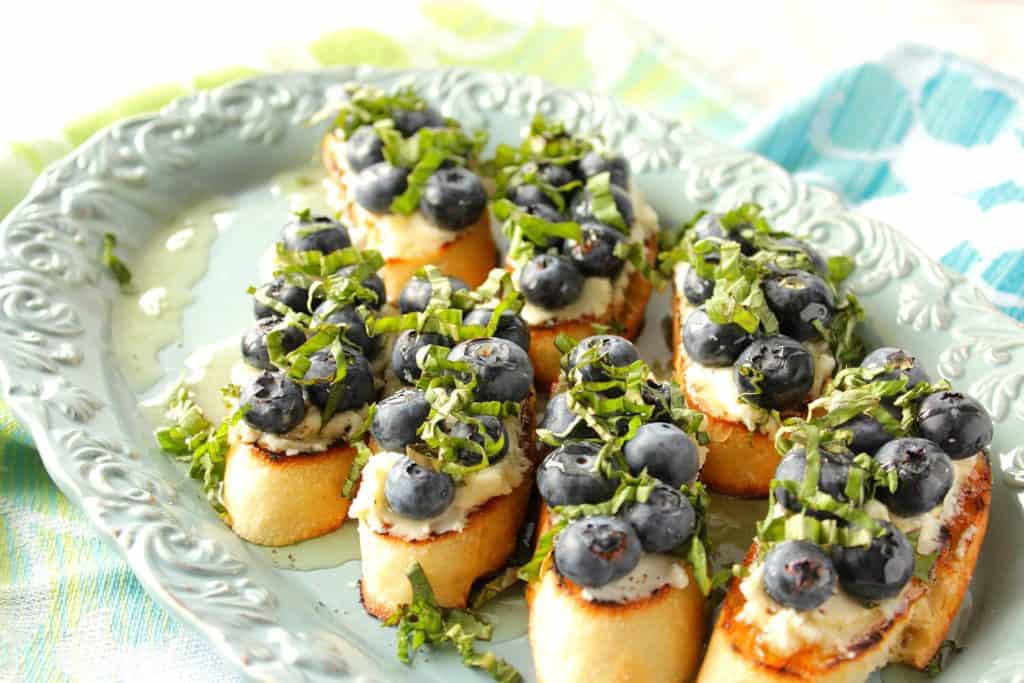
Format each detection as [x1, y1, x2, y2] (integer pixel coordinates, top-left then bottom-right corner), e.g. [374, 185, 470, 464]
[102, 232, 132, 287]
[585, 172, 627, 232]
[328, 85, 439, 140]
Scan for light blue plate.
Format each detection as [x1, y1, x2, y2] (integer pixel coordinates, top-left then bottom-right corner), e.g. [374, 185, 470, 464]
[2, 67, 1022, 682]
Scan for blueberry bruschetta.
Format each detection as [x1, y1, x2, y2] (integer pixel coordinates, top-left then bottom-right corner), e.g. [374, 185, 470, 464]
[524, 334, 712, 683]
[667, 205, 861, 496]
[321, 85, 495, 299]
[698, 347, 992, 681]
[491, 116, 660, 387]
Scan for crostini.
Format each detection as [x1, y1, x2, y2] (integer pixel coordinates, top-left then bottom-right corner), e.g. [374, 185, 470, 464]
[524, 333, 712, 683]
[320, 84, 495, 299]
[665, 204, 862, 496]
[489, 116, 660, 387]
[698, 346, 993, 681]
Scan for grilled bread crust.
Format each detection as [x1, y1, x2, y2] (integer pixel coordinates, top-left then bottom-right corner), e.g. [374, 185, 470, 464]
[697, 454, 991, 682]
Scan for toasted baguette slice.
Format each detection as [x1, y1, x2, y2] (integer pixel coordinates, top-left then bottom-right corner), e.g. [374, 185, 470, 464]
[322, 131, 496, 298]
[222, 440, 359, 546]
[697, 454, 991, 682]
[526, 231, 656, 388]
[358, 394, 537, 619]
[672, 288, 782, 497]
[526, 506, 706, 683]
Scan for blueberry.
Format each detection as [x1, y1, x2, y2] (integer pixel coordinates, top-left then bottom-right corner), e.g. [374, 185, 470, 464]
[392, 105, 445, 137]
[623, 422, 700, 487]
[538, 392, 598, 440]
[303, 347, 375, 412]
[570, 183, 634, 227]
[776, 237, 827, 274]
[640, 379, 677, 424]
[566, 335, 640, 387]
[623, 485, 696, 553]
[554, 515, 641, 587]
[448, 337, 534, 403]
[282, 214, 351, 254]
[763, 269, 836, 342]
[861, 347, 931, 390]
[874, 438, 954, 516]
[762, 540, 836, 610]
[773, 447, 860, 514]
[353, 162, 409, 214]
[371, 388, 431, 452]
[345, 126, 386, 172]
[419, 167, 487, 231]
[734, 335, 815, 411]
[398, 273, 469, 313]
[537, 441, 619, 506]
[682, 308, 753, 366]
[830, 522, 914, 601]
[463, 307, 531, 351]
[538, 163, 577, 188]
[313, 302, 381, 360]
[241, 318, 305, 370]
[449, 415, 509, 465]
[563, 221, 626, 278]
[682, 267, 715, 305]
[508, 184, 557, 211]
[578, 152, 630, 189]
[916, 391, 993, 459]
[392, 330, 452, 384]
[835, 404, 898, 455]
[519, 254, 584, 310]
[335, 264, 386, 310]
[385, 456, 455, 519]
[520, 202, 569, 250]
[252, 277, 320, 319]
[691, 213, 756, 256]
[240, 371, 306, 434]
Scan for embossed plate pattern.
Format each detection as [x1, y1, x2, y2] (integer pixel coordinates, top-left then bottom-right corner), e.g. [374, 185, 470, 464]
[2, 67, 1023, 681]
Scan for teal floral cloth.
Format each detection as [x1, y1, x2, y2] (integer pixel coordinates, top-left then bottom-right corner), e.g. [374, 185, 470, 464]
[2, 15, 1022, 683]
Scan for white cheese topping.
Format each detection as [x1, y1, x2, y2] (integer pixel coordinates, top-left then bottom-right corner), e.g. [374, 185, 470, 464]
[230, 400, 370, 456]
[580, 553, 690, 604]
[349, 414, 530, 541]
[512, 183, 658, 326]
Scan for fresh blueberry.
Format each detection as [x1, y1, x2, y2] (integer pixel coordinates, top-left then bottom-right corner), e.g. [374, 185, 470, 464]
[682, 308, 754, 367]
[419, 167, 487, 231]
[448, 337, 534, 403]
[391, 330, 452, 384]
[519, 254, 584, 310]
[566, 335, 641, 387]
[538, 163, 577, 189]
[345, 125, 386, 172]
[762, 540, 836, 610]
[335, 264, 386, 310]
[537, 441, 619, 506]
[538, 392, 598, 440]
[240, 318, 305, 371]
[385, 456, 455, 519]
[861, 347, 931, 390]
[578, 152, 630, 189]
[874, 438, 954, 516]
[449, 415, 509, 465]
[508, 183, 557, 211]
[240, 371, 306, 434]
[776, 237, 827, 274]
[554, 515, 641, 588]
[392, 105, 445, 137]
[763, 269, 836, 342]
[563, 221, 626, 278]
[519, 202, 569, 250]
[830, 522, 914, 601]
[623, 422, 700, 487]
[734, 335, 815, 411]
[682, 267, 715, 305]
[570, 183, 634, 227]
[641, 379, 677, 424]
[313, 302, 381, 360]
[397, 273, 469, 314]
[303, 347, 375, 412]
[623, 485, 696, 553]
[916, 391, 993, 459]
[835, 404, 899, 455]
[773, 447, 860, 514]
[690, 213, 756, 256]
[371, 388, 431, 451]
[353, 162, 409, 214]
[463, 307, 531, 351]
[282, 214, 351, 254]
[252, 277, 320, 319]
